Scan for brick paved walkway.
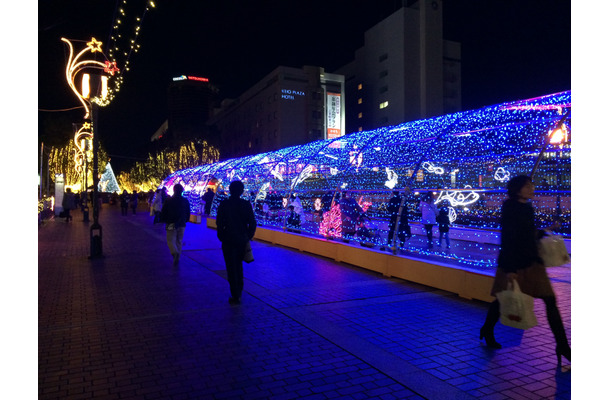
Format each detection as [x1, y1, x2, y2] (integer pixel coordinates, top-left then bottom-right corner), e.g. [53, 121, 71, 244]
[38, 203, 571, 399]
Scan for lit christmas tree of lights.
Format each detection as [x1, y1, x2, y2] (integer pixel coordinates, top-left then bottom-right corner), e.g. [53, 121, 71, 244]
[98, 162, 121, 193]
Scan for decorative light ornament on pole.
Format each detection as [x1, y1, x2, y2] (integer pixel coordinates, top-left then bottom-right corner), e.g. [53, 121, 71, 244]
[62, 37, 119, 259]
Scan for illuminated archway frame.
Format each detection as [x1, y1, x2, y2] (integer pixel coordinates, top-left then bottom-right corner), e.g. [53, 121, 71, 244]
[162, 91, 571, 268]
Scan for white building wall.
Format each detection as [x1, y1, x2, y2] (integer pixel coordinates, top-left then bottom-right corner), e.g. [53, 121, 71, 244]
[335, 0, 460, 133]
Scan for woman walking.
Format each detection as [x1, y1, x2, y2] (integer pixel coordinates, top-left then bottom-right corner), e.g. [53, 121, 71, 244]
[479, 175, 570, 367]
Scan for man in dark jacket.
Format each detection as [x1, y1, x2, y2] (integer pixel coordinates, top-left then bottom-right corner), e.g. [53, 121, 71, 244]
[61, 188, 76, 222]
[161, 184, 191, 266]
[216, 180, 257, 304]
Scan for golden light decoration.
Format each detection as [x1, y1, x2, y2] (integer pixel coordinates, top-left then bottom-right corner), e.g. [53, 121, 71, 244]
[104, 61, 120, 76]
[73, 123, 93, 175]
[549, 123, 568, 144]
[62, 37, 117, 180]
[106, 0, 155, 97]
[61, 37, 115, 118]
[86, 37, 103, 52]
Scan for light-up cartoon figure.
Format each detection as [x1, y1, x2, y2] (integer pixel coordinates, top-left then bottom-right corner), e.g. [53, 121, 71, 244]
[291, 164, 313, 189]
[385, 167, 398, 189]
[314, 198, 322, 212]
[256, 182, 271, 201]
[436, 186, 480, 207]
[270, 163, 286, 181]
[357, 196, 372, 213]
[349, 145, 363, 171]
[421, 161, 444, 175]
[494, 167, 511, 182]
[448, 206, 457, 223]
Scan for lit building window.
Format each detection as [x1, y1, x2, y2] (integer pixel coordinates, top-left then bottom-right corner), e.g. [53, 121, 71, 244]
[357, 83, 363, 90]
[358, 112, 363, 119]
[358, 127, 363, 131]
[379, 101, 389, 109]
[358, 98, 363, 104]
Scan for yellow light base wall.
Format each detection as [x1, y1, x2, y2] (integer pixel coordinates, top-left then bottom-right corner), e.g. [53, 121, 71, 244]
[206, 218, 495, 303]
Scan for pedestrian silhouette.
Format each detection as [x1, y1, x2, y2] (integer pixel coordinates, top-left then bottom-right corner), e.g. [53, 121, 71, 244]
[480, 175, 570, 367]
[216, 180, 257, 305]
[160, 184, 191, 266]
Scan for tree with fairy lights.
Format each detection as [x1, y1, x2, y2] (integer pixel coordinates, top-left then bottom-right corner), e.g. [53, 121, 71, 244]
[98, 162, 121, 193]
[47, 139, 109, 191]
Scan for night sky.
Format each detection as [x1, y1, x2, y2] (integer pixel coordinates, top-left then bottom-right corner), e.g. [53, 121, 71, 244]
[38, 0, 571, 174]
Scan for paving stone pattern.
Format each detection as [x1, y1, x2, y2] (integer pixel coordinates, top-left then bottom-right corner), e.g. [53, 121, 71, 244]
[39, 204, 571, 399]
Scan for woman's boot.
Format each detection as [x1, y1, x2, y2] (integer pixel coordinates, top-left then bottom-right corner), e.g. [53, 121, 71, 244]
[480, 300, 502, 349]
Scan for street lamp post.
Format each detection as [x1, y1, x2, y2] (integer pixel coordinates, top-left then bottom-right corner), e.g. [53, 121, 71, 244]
[90, 101, 103, 258]
[61, 37, 118, 259]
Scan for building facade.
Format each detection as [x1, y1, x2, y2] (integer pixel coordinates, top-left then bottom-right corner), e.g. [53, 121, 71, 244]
[208, 66, 345, 160]
[152, 75, 219, 146]
[334, 0, 461, 133]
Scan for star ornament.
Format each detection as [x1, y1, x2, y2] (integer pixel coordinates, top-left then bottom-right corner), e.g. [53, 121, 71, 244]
[104, 61, 120, 76]
[87, 37, 103, 53]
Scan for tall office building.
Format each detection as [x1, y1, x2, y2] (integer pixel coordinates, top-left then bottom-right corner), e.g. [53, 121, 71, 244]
[151, 75, 219, 146]
[335, 0, 461, 133]
[208, 65, 345, 160]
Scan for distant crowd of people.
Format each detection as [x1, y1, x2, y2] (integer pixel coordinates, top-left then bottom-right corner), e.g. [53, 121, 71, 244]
[58, 184, 457, 252]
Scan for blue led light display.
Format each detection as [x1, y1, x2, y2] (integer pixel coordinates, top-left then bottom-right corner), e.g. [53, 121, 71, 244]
[159, 91, 571, 270]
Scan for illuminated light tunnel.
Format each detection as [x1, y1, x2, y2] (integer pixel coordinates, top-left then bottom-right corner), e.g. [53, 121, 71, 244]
[159, 91, 571, 271]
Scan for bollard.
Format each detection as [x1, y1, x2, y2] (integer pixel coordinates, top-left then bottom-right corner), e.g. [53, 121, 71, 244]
[83, 206, 90, 222]
[89, 223, 103, 259]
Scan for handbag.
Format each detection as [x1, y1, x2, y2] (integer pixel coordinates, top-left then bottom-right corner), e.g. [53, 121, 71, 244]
[243, 241, 254, 263]
[496, 280, 538, 330]
[538, 233, 570, 267]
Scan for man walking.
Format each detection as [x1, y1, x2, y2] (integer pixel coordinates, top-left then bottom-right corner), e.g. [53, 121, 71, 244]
[62, 188, 76, 222]
[202, 188, 215, 216]
[216, 180, 257, 304]
[161, 184, 191, 266]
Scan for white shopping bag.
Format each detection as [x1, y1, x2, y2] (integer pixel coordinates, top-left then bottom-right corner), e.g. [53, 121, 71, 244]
[497, 280, 538, 330]
[538, 234, 570, 267]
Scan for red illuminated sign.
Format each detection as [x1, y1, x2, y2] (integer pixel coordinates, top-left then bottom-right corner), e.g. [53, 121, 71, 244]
[173, 75, 210, 82]
[187, 76, 209, 82]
